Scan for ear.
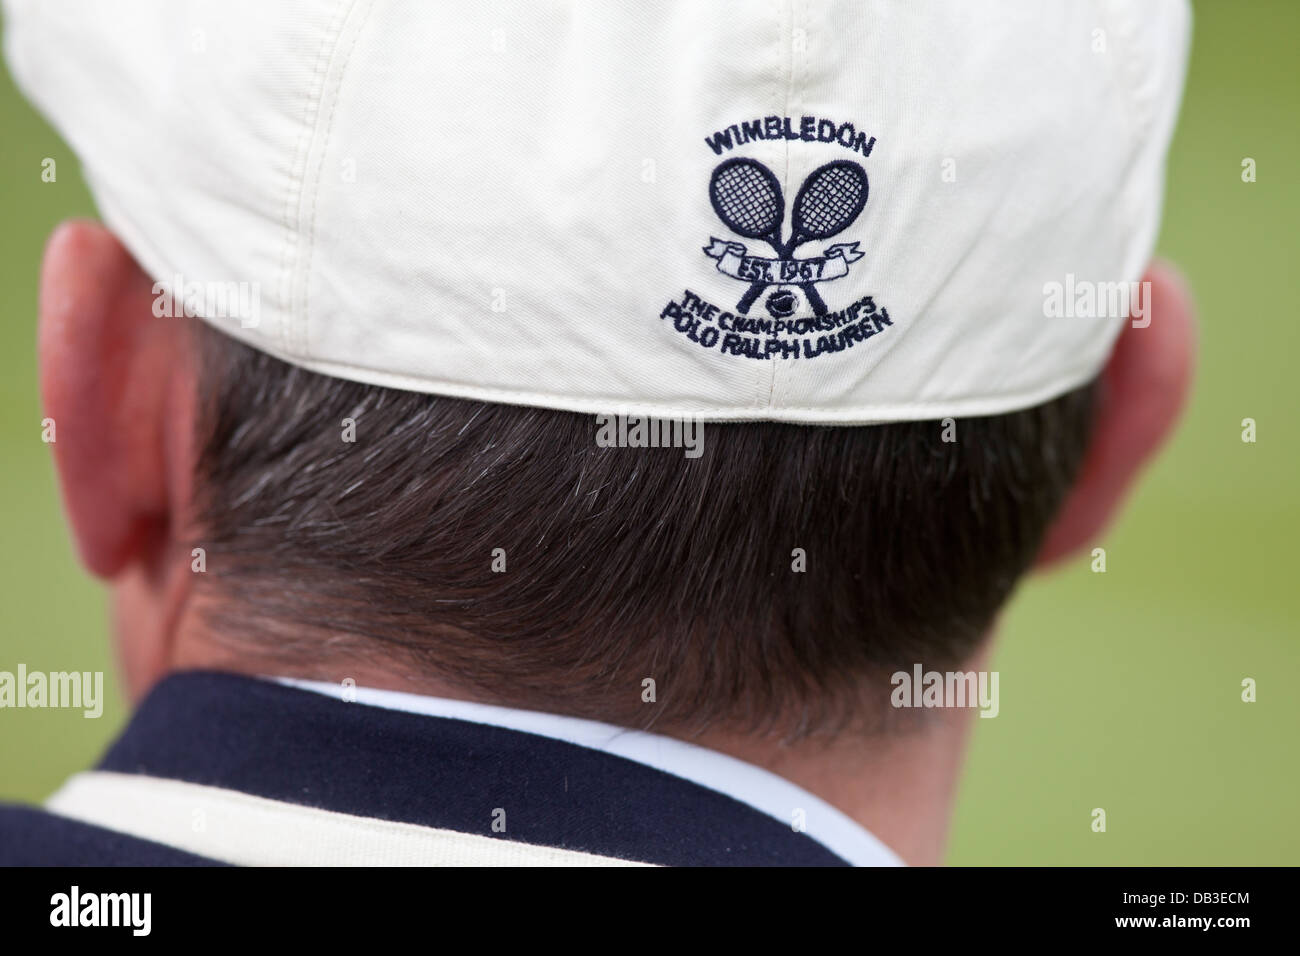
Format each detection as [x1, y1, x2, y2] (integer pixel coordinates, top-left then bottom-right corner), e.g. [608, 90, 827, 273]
[1035, 261, 1197, 568]
[39, 220, 195, 579]
[40, 221, 201, 697]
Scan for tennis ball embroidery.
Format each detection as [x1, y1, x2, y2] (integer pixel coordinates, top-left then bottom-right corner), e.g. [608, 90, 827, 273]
[705, 158, 868, 318]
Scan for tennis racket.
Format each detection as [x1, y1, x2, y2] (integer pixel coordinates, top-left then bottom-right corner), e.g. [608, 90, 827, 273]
[783, 161, 869, 315]
[709, 158, 868, 317]
[709, 158, 785, 314]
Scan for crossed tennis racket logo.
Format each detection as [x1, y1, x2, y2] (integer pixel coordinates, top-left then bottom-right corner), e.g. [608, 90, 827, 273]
[705, 157, 868, 318]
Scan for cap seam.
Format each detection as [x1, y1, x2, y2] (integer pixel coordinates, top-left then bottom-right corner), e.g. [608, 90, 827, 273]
[276, 0, 357, 359]
[256, 341, 1116, 426]
[769, 0, 811, 414]
[1095, 0, 1152, 150]
[763, 0, 797, 412]
[289, 0, 374, 359]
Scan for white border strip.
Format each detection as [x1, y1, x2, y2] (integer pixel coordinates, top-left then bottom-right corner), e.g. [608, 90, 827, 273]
[46, 771, 651, 867]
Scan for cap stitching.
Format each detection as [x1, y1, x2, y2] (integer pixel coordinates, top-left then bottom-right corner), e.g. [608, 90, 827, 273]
[295, 0, 374, 358]
[276, 0, 356, 359]
[764, 0, 797, 411]
[255, 347, 1115, 426]
[769, 0, 812, 413]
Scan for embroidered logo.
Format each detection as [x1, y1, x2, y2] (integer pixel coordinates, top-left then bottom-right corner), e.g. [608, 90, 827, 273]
[659, 116, 896, 362]
[705, 158, 866, 317]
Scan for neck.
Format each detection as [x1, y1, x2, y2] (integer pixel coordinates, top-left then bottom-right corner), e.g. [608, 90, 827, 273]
[689, 703, 978, 866]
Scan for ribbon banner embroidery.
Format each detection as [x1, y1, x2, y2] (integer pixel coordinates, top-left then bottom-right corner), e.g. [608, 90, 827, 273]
[657, 117, 895, 361]
[705, 157, 869, 318]
[703, 239, 864, 285]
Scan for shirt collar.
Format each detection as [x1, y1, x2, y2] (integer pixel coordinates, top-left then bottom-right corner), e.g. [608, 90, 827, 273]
[278, 675, 903, 867]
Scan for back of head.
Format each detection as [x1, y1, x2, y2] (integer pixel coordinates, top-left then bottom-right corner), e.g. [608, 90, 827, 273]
[193, 328, 1097, 735]
[5, 0, 1192, 744]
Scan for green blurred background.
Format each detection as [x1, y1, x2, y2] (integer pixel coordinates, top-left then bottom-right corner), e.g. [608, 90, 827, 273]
[1, 2, 1296, 864]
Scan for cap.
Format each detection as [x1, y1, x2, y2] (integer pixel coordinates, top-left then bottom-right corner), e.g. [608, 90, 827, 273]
[3, 0, 1191, 423]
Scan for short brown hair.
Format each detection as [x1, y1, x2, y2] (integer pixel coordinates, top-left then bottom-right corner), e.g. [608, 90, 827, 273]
[191, 324, 1096, 737]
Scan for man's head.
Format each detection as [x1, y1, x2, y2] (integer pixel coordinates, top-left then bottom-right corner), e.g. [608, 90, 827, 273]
[11, 0, 1198, 868]
[11, 0, 1198, 740]
[37, 222, 1195, 738]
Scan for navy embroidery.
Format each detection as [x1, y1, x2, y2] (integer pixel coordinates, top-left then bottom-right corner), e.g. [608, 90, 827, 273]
[707, 158, 867, 317]
[704, 115, 876, 158]
[659, 118, 898, 361]
[660, 289, 892, 361]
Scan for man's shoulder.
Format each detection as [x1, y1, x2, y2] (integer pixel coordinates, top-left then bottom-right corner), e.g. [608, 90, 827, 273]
[0, 802, 226, 866]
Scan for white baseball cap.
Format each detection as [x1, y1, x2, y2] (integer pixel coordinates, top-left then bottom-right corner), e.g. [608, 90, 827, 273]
[4, 0, 1190, 424]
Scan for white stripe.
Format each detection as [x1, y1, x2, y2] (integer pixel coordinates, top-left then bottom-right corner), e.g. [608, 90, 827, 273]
[277, 676, 903, 867]
[46, 771, 652, 867]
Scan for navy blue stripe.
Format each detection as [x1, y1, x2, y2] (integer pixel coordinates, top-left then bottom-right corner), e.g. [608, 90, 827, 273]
[0, 805, 226, 866]
[98, 671, 847, 866]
